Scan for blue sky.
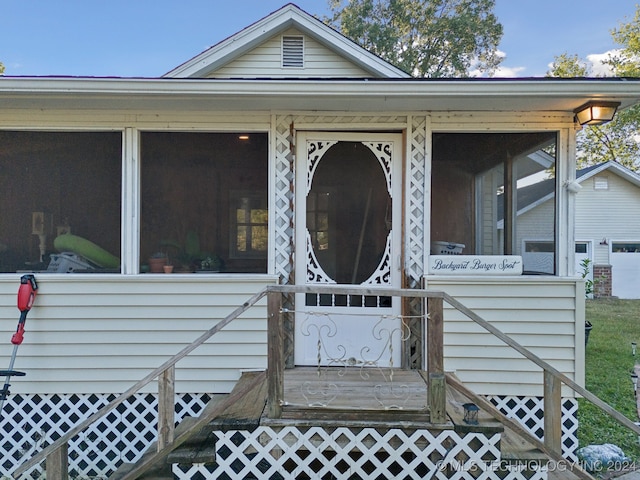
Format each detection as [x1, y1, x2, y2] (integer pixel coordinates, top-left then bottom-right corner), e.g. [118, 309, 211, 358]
[1, 1, 636, 78]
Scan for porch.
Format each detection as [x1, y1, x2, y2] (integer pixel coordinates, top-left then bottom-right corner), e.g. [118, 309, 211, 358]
[10, 283, 606, 480]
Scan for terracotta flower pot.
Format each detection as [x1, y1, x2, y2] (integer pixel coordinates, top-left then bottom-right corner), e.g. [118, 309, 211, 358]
[149, 256, 167, 273]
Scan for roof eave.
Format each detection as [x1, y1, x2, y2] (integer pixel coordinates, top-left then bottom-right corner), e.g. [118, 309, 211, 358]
[1, 77, 639, 114]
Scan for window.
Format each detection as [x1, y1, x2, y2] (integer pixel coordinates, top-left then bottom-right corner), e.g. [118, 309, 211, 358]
[140, 132, 268, 273]
[612, 242, 640, 253]
[307, 189, 332, 252]
[231, 192, 268, 259]
[0, 131, 122, 273]
[575, 243, 588, 254]
[432, 132, 557, 274]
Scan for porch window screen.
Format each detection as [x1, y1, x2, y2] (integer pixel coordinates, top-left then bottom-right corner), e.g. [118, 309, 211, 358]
[432, 132, 557, 275]
[140, 132, 268, 274]
[0, 131, 122, 274]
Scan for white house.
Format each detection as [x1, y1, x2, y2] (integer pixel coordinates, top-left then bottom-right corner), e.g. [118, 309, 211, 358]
[1, 4, 640, 478]
[506, 161, 640, 298]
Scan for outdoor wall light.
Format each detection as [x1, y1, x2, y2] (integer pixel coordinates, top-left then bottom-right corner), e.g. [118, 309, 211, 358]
[463, 403, 479, 425]
[574, 101, 620, 126]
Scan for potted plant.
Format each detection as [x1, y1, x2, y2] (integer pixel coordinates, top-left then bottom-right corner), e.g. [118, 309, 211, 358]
[199, 255, 222, 272]
[148, 252, 168, 273]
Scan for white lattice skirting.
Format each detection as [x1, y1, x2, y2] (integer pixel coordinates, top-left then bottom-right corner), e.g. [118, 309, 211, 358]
[0, 393, 576, 479]
[488, 395, 579, 462]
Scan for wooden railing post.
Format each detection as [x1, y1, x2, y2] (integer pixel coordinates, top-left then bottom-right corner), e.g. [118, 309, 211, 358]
[427, 296, 444, 377]
[45, 443, 68, 480]
[158, 365, 175, 450]
[267, 290, 284, 418]
[427, 296, 446, 423]
[544, 370, 562, 455]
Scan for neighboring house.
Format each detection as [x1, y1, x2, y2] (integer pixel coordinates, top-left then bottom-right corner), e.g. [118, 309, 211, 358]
[0, 4, 640, 478]
[502, 161, 640, 298]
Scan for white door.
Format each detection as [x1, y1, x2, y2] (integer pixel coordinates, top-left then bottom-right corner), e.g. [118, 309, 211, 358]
[294, 132, 403, 367]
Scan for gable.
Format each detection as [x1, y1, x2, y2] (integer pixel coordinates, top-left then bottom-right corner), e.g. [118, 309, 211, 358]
[165, 3, 409, 79]
[205, 27, 374, 79]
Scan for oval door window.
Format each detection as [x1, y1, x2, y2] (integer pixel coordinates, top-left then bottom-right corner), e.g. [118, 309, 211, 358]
[307, 141, 391, 284]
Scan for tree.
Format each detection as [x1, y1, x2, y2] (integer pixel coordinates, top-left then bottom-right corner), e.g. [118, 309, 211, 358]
[326, 0, 503, 78]
[547, 7, 640, 172]
[0, 62, 4, 75]
[546, 53, 589, 78]
[605, 6, 640, 77]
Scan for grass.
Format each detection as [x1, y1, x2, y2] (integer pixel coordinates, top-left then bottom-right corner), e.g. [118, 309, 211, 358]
[578, 298, 640, 460]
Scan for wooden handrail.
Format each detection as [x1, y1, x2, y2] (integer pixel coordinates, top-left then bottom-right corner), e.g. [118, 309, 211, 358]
[441, 292, 640, 442]
[13, 288, 269, 478]
[15, 282, 637, 478]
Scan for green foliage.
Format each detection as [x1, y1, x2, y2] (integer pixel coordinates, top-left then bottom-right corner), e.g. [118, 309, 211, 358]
[580, 258, 594, 297]
[576, 105, 640, 171]
[605, 6, 640, 77]
[326, 0, 503, 77]
[546, 53, 590, 78]
[0, 62, 4, 75]
[547, 5, 640, 173]
[579, 299, 640, 461]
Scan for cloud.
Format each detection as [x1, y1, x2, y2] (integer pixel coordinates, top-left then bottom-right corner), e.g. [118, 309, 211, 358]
[586, 50, 618, 76]
[492, 65, 527, 78]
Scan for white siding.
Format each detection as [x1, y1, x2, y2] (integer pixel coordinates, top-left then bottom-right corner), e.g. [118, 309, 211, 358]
[575, 173, 640, 265]
[209, 28, 372, 79]
[516, 200, 555, 253]
[0, 275, 277, 394]
[425, 276, 585, 397]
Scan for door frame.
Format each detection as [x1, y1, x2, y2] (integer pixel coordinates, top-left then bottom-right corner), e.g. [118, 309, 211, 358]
[293, 131, 404, 366]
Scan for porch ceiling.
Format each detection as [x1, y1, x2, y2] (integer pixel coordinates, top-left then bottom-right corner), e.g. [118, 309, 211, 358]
[1, 77, 640, 115]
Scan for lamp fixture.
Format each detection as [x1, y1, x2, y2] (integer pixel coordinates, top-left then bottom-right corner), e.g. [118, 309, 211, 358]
[574, 101, 620, 126]
[463, 403, 479, 425]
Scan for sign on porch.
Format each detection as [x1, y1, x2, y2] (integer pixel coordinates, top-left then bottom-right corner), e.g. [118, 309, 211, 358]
[428, 256, 523, 275]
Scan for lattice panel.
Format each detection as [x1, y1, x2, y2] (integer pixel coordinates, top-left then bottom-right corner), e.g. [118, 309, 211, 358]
[274, 115, 295, 285]
[0, 392, 211, 479]
[407, 115, 427, 288]
[0, 392, 569, 479]
[173, 427, 546, 480]
[407, 116, 428, 369]
[488, 395, 579, 462]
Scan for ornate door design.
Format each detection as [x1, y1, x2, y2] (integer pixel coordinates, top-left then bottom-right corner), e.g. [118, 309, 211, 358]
[294, 132, 403, 368]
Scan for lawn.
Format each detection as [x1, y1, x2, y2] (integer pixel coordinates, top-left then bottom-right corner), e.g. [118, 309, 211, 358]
[578, 298, 640, 460]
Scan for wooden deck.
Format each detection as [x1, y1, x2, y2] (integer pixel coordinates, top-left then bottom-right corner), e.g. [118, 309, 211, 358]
[275, 366, 432, 422]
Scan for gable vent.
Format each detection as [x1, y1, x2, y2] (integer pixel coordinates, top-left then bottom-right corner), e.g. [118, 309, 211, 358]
[282, 35, 304, 68]
[594, 176, 609, 190]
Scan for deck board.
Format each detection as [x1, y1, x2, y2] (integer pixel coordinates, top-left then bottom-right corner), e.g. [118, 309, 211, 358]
[210, 371, 268, 431]
[279, 366, 430, 422]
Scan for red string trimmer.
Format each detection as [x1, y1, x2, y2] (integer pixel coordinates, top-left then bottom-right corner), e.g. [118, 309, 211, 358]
[0, 274, 38, 412]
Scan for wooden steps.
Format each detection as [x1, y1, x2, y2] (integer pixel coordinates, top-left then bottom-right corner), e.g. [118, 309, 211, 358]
[110, 371, 266, 480]
[109, 369, 592, 480]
